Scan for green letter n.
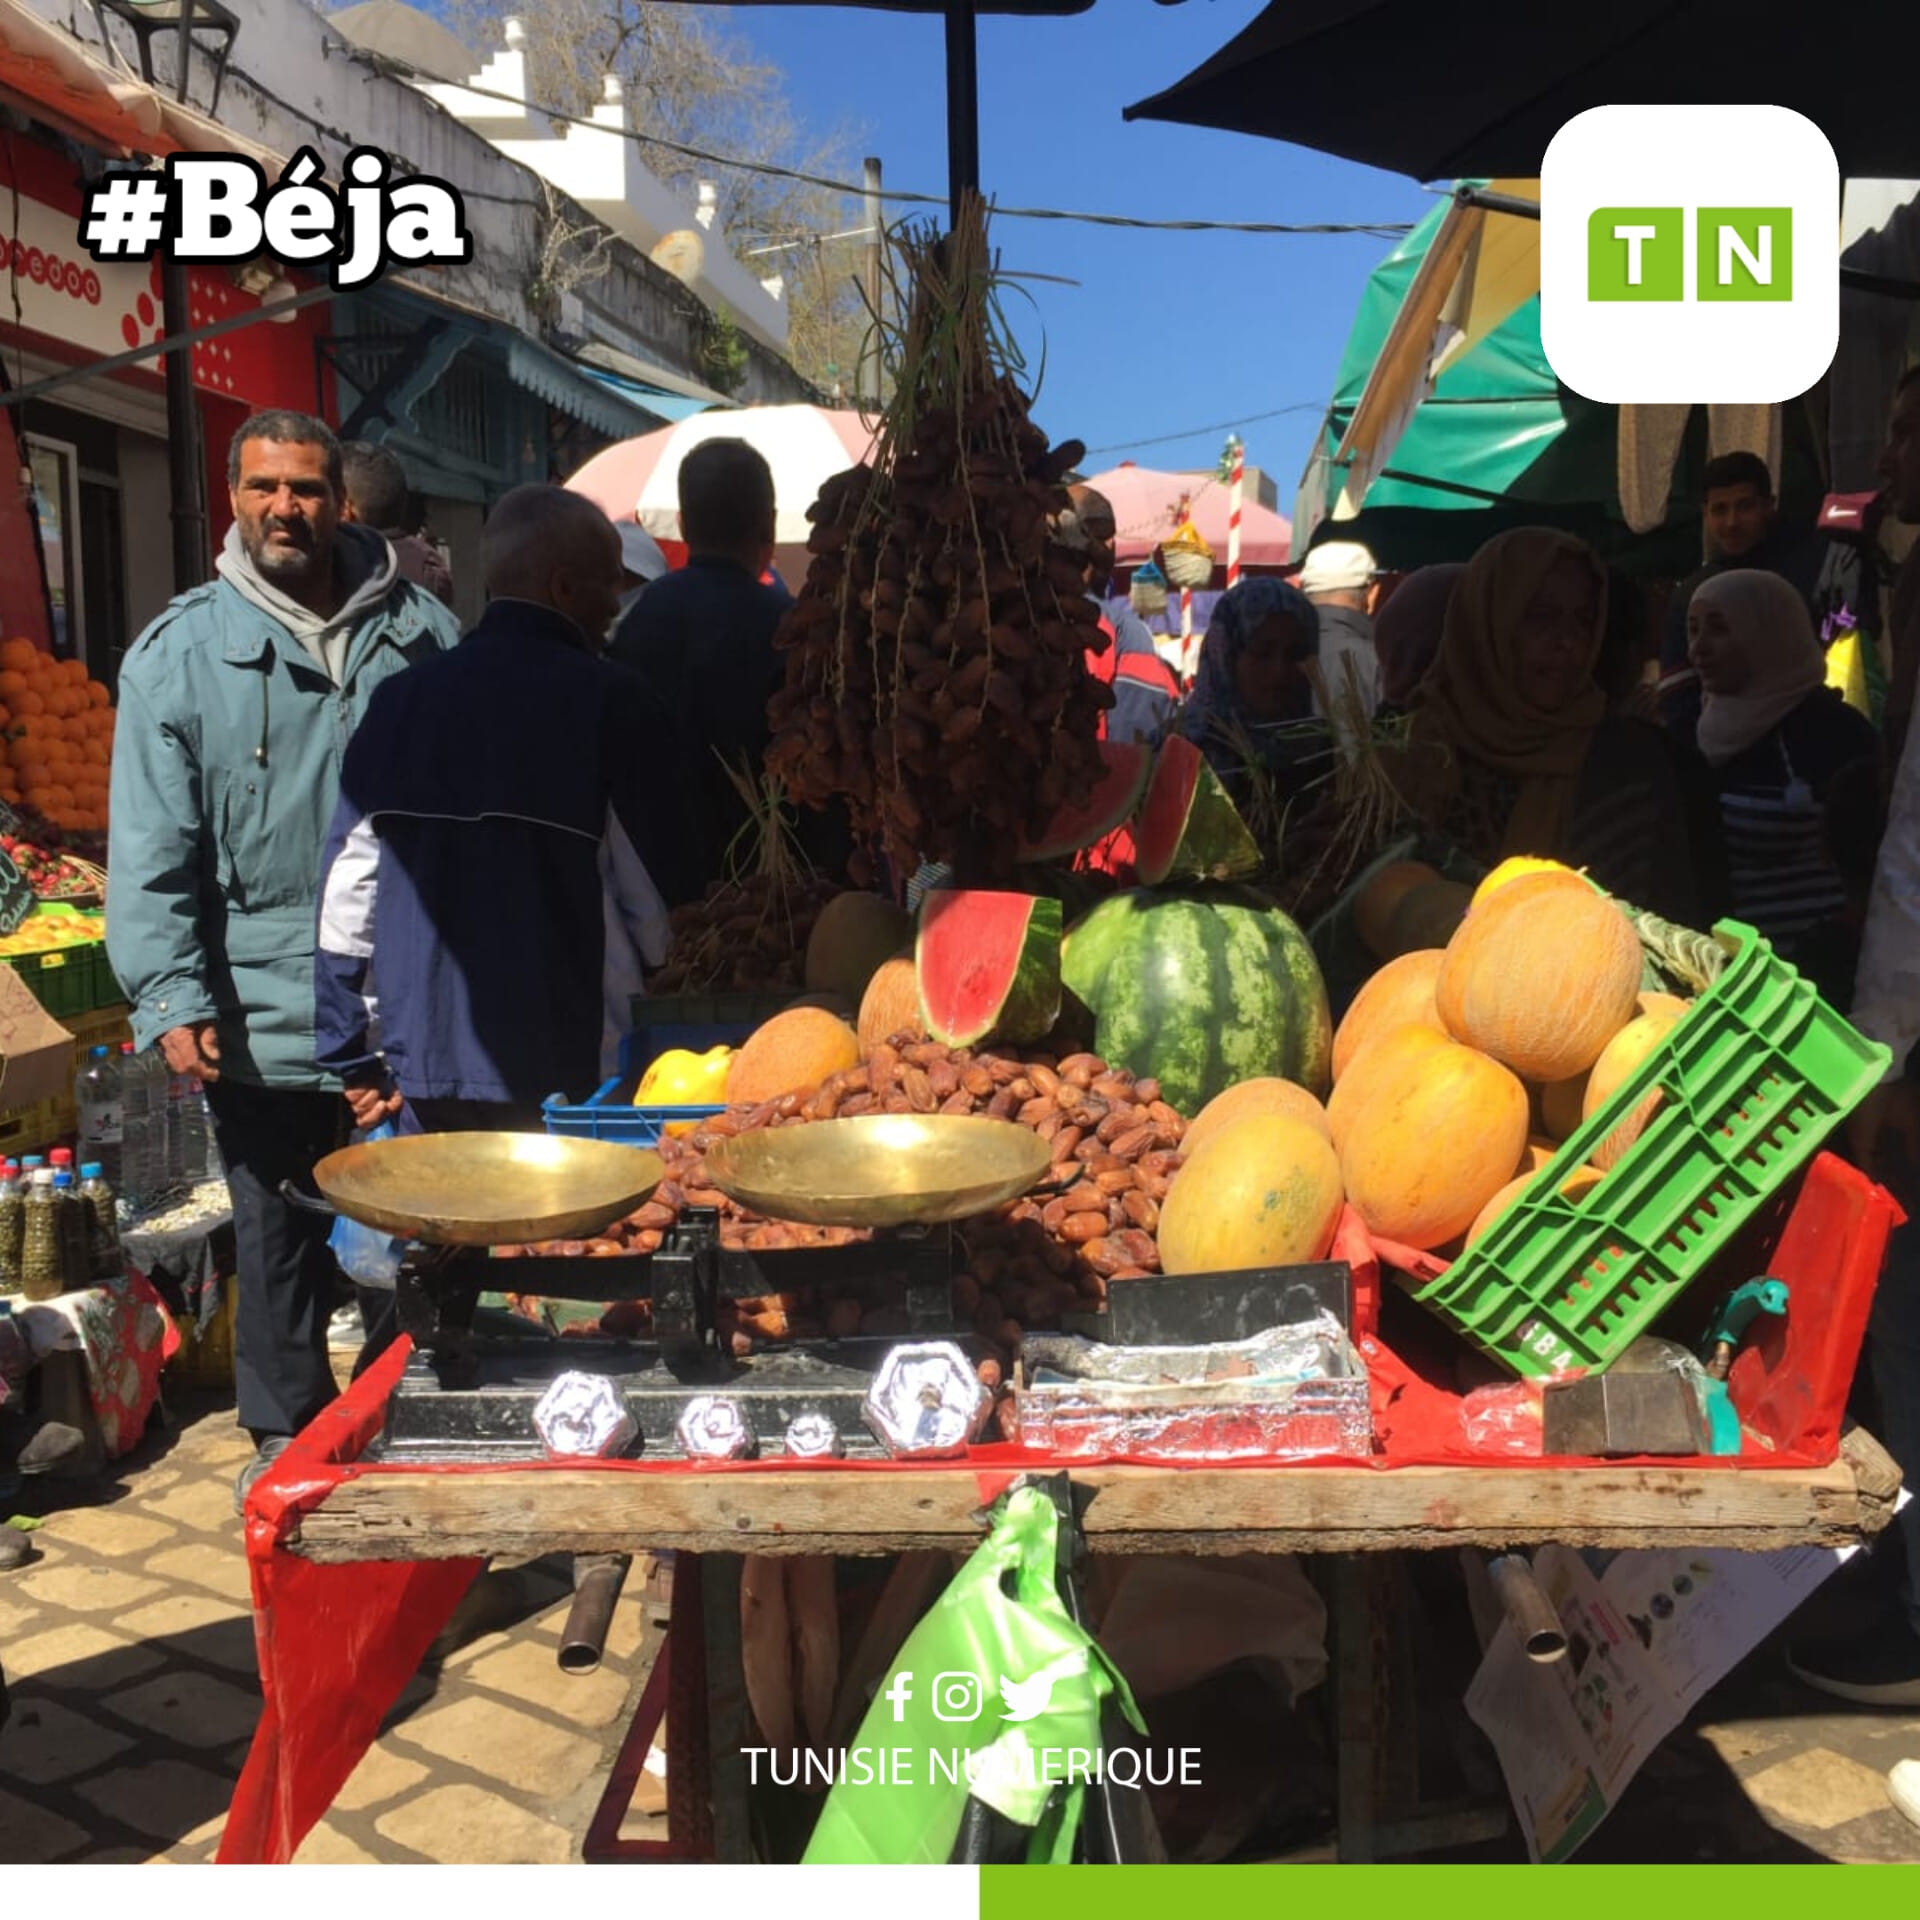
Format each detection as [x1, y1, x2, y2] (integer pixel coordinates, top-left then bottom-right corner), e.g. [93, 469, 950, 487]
[1698, 208, 1792, 302]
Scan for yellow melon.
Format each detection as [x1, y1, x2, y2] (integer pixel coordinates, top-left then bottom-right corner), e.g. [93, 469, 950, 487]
[1182, 1077, 1332, 1161]
[1337, 1037, 1530, 1249]
[1331, 949, 1447, 1082]
[1466, 1164, 1605, 1246]
[1158, 1113, 1345, 1276]
[1582, 1007, 1685, 1170]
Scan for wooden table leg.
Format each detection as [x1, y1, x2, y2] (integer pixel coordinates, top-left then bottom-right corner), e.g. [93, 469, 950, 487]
[1331, 1554, 1378, 1863]
[701, 1551, 753, 1863]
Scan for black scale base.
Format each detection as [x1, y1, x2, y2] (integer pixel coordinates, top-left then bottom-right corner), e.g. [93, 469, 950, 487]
[373, 1333, 989, 1465]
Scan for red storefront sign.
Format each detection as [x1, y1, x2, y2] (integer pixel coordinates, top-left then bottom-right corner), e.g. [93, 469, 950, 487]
[0, 138, 325, 413]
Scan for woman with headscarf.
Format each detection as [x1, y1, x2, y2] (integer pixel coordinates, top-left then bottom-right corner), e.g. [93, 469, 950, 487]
[1180, 577, 1337, 810]
[1394, 527, 1717, 923]
[1687, 568, 1879, 995]
[1371, 562, 1465, 719]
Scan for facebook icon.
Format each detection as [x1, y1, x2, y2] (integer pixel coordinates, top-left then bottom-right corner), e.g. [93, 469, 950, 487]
[884, 1670, 913, 1721]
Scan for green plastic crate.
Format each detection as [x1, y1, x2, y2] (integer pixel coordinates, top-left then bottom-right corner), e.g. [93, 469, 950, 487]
[1406, 920, 1891, 1378]
[4, 930, 115, 1018]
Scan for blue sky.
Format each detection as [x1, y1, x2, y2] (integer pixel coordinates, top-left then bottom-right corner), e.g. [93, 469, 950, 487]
[720, 1, 1436, 518]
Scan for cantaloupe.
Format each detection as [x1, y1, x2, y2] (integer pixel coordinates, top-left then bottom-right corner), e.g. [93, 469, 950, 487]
[1437, 872, 1642, 1081]
[1466, 1164, 1605, 1246]
[1355, 860, 1441, 960]
[1582, 1007, 1685, 1170]
[1519, 1135, 1562, 1175]
[805, 892, 913, 1006]
[856, 952, 923, 1056]
[1158, 1113, 1344, 1275]
[1539, 1073, 1588, 1144]
[1326, 1023, 1452, 1155]
[1183, 1077, 1332, 1160]
[1386, 880, 1473, 957]
[1337, 1037, 1530, 1249]
[1331, 948, 1446, 1082]
[726, 1007, 860, 1105]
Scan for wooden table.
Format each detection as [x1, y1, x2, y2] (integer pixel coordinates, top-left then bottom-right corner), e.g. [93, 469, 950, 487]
[286, 1429, 1903, 1562]
[272, 1429, 1903, 1864]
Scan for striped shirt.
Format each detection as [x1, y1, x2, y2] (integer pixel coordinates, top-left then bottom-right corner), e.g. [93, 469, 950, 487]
[1700, 691, 1878, 955]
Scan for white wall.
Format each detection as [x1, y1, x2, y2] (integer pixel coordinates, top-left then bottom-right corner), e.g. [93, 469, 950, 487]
[421, 26, 789, 353]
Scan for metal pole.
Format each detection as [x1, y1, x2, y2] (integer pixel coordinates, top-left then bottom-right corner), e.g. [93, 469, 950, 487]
[860, 155, 884, 409]
[161, 258, 210, 592]
[943, 0, 979, 224]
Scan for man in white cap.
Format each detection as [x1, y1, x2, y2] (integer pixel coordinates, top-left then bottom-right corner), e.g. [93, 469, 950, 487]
[1298, 539, 1381, 755]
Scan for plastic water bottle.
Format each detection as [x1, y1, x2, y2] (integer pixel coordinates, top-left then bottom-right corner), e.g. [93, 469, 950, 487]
[119, 1041, 155, 1212]
[75, 1045, 124, 1193]
[184, 1079, 221, 1184]
[164, 1068, 189, 1189]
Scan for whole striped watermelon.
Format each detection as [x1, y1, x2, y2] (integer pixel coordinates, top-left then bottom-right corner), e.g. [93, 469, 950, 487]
[1073, 888, 1332, 1116]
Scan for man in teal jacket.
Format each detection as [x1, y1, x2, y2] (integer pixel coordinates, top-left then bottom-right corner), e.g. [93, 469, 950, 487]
[106, 411, 458, 1509]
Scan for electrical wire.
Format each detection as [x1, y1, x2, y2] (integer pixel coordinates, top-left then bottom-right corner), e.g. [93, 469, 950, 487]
[1085, 402, 1326, 458]
[323, 39, 1415, 240]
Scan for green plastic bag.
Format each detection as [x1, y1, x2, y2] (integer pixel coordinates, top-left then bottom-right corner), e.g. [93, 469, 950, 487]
[804, 1487, 1144, 1865]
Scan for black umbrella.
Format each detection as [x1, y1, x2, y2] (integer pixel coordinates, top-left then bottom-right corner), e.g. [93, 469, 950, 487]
[1125, 0, 1920, 181]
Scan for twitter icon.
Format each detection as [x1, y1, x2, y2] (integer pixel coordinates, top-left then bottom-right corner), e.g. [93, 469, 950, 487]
[998, 1670, 1056, 1722]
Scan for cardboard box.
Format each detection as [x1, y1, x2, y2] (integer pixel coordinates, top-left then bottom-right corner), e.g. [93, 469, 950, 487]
[0, 962, 76, 1110]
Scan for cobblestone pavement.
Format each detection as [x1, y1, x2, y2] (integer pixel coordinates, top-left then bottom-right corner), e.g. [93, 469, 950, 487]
[0, 1390, 668, 1864]
[1, 1388, 1916, 1863]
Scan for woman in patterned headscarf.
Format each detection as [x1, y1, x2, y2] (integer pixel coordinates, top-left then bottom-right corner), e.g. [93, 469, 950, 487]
[1394, 527, 1719, 922]
[1181, 577, 1333, 795]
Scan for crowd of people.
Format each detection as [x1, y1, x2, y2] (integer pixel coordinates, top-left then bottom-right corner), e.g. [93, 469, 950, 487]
[70, 370, 1920, 1734]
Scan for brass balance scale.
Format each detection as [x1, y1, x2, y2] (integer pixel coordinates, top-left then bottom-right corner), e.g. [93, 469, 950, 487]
[309, 1116, 1054, 1464]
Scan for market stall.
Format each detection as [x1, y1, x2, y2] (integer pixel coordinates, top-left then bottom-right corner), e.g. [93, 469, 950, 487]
[210, 196, 1906, 1868]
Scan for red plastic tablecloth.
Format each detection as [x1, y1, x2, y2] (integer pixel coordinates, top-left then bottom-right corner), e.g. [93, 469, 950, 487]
[216, 1152, 1898, 1865]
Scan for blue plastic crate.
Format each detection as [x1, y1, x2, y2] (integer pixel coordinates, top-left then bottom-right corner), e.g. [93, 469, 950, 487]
[542, 1074, 725, 1148]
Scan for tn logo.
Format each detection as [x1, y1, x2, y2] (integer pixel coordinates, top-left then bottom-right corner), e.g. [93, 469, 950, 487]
[1587, 207, 1793, 304]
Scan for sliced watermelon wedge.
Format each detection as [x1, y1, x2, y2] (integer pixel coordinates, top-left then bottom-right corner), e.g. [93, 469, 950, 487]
[1133, 736, 1261, 887]
[916, 891, 1063, 1048]
[1016, 741, 1153, 863]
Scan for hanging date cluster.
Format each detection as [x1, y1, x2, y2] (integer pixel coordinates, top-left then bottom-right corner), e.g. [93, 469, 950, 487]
[764, 202, 1112, 882]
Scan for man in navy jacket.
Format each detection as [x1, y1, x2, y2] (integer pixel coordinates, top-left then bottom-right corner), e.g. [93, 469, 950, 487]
[314, 487, 700, 1134]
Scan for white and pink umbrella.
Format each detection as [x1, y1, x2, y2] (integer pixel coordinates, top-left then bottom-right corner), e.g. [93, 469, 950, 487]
[1085, 462, 1293, 571]
[566, 407, 879, 570]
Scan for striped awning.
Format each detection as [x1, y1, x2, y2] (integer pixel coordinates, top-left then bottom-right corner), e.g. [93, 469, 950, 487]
[503, 335, 666, 439]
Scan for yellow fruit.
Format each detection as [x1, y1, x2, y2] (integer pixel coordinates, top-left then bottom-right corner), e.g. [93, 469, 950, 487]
[635, 1044, 732, 1105]
[1469, 856, 1586, 911]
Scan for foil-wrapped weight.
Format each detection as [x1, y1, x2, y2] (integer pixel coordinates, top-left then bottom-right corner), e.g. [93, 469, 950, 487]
[677, 1394, 757, 1461]
[783, 1408, 843, 1459]
[863, 1341, 991, 1459]
[532, 1371, 638, 1460]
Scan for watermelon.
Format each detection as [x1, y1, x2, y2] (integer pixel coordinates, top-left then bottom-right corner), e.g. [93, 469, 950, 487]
[1062, 888, 1155, 1011]
[1134, 736, 1261, 887]
[1078, 889, 1332, 1114]
[1016, 741, 1152, 863]
[916, 890, 1062, 1048]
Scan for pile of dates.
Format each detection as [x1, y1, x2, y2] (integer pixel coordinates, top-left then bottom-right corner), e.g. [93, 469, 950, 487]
[495, 1037, 1186, 1356]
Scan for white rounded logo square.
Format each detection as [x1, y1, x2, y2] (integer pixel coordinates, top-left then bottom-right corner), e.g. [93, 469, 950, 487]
[1541, 105, 1838, 404]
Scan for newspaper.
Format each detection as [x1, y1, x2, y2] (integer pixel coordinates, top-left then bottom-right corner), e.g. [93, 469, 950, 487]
[1465, 1500, 1909, 1862]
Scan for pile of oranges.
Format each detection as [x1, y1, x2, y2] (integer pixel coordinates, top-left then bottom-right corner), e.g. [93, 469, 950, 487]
[0, 638, 114, 835]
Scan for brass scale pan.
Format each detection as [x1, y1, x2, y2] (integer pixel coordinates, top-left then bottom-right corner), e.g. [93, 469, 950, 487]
[313, 1115, 1051, 1245]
